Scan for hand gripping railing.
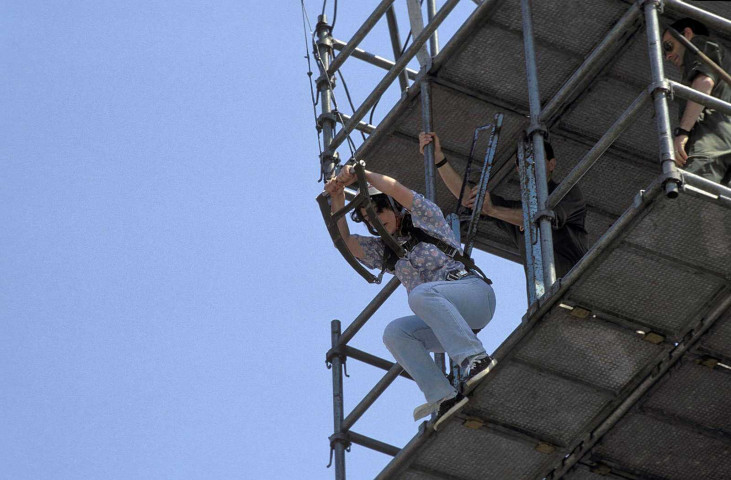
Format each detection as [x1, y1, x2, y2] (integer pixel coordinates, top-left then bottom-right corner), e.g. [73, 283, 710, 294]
[316, 160, 406, 284]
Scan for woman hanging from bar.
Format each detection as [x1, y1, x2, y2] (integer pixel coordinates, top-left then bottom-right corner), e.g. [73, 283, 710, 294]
[324, 164, 497, 428]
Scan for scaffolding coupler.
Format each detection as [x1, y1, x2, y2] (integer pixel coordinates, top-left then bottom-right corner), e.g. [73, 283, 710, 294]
[326, 432, 352, 468]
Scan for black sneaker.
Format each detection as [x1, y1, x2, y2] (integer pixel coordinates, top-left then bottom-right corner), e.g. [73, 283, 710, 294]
[433, 393, 468, 431]
[462, 354, 498, 392]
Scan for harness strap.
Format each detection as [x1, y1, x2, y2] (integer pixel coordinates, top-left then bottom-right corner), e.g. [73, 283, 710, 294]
[383, 218, 493, 285]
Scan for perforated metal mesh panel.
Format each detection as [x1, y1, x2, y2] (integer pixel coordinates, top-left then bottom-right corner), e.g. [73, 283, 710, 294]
[400, 469, 452, 480]
[699, 310, 731, 359]
[489, 0, 627, 59]
[514, 308, 664, 392]
[467, 362, 612, 446]
[595, 413, 731, 480]
[570, 245, 725, 334]
[563, 464, 626, 480]
[410, 421, 557, 480]
[642, 360, 731, 433]
[625, 193, 731, 279]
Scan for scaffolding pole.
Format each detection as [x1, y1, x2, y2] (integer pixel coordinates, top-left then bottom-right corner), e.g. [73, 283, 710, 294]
[329, 320, 346, 480]
[385, 6, 410, 92]
[540, 2, 642, 124]
[327, 0, 460, 155]
[664, 0, 731, 36]
[316, 15, 337, 180]
[643, 1, 680, 197]
[521, 0, 556, 288]
[547, 90, 651, 209]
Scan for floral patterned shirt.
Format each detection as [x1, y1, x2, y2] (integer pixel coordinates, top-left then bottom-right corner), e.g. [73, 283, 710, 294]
[352, 191, 464, 293]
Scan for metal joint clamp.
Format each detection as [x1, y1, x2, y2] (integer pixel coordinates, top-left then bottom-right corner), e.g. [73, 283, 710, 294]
[525, 122, 548, 139]
[534, 209, 556, 223]
[325, 344, 347, 368]
[636, 0, 662, 12]
[648, 80, 672, 100]
[316, 112, 338, 130]
[326, 432, 352, 468]
[315, 72, 337, 90]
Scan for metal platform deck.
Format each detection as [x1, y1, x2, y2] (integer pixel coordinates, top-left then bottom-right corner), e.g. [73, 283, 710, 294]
[374, 173, 731, 480]
[354, 0, 731, 264]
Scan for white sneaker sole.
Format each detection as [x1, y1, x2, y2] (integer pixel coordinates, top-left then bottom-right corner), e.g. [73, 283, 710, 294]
[413, 401, 438, 421]
[463, 358, 498, 392]
[433, 396, 469, 431]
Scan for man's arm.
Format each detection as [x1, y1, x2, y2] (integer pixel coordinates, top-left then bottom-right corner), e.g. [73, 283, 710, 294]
[420, 131, 524, 227]
[674, 73, 715, 165]
[419, 132, 464, 200]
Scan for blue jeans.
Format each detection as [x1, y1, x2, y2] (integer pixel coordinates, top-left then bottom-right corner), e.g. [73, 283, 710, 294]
[382, 276, 497, 404]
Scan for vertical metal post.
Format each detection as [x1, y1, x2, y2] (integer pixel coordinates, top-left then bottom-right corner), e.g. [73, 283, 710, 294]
[420, 79, 444, 372]
[521, 0, 556, 288]
[385, 7, 409, 92]
[330, 320, 346, 479]
[643, 1, 681, 197]
[421, 80, 437, 200]
[317, 15, 337, 180]
[518, 141, 545, 304]
[427, 0, 440, 56]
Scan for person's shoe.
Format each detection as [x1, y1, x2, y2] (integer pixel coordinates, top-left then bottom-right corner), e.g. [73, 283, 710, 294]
[462, 354, 498, 392]
[433, 393, 468, 431]
[413, 400, 439, 421]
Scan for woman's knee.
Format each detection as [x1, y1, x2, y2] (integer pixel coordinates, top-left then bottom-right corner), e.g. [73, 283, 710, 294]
[407, 283, 435, 313]
[382, 320, 406, 348]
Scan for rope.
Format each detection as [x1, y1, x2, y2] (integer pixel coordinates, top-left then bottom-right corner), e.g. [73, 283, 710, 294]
[337, 69, 367, 142]
[301, 0, 324, 159]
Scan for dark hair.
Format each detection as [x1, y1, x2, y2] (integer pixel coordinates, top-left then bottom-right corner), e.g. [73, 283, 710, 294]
[350, 193, 403, 235]
[668, 18, 709, 37]
[514, 141, 556, 166]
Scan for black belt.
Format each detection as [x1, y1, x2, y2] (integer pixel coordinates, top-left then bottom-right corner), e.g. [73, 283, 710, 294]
[445, 269, 473, 281]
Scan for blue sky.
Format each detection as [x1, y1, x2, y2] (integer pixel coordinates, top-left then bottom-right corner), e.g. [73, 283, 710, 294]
[1, 2, 527, 479]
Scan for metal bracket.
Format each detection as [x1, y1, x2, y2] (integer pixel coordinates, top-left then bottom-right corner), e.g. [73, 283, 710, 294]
[636, 0, 662, 13]
[534, 209, 556, 223]
[525, 122, 548, 139]
[315, 72, 337, 90]
[329, 432, 352, 450]
[695, 355, 719, 369]
[326, 344, 348, 368]
[317, 112, 338, 131]
[648, 79, 672, 99]
[326, 432, 352, 468]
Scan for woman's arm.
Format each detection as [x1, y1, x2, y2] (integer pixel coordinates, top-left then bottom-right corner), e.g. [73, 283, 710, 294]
[336, 165, 414, 210]
[324, 177, 365, 258]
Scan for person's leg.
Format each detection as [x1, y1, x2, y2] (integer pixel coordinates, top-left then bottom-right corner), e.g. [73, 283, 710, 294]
[382, 315, 456, 405]
[407, 276, 496, 367]
[685, 155, 725, 184]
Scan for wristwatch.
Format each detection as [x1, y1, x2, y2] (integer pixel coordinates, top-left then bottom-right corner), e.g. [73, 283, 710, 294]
[673, 127, 691, 137]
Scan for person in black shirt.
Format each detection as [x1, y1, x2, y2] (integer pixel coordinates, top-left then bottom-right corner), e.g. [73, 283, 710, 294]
[419, 132, 588, 279]
[662, 18, 731, 185]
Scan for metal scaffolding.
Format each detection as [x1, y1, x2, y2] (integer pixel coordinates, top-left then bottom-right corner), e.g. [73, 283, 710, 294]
[308, 1, 731, 478]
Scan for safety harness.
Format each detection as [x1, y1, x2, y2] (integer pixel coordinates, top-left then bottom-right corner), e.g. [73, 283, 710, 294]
[380, 214, 492, 285]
